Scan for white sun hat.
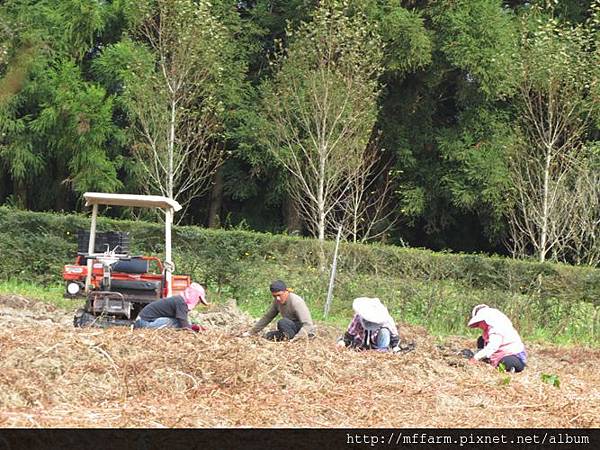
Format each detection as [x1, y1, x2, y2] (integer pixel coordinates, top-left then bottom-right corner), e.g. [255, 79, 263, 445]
[352, 297, 391, 330]
[468, 304, 491, 327]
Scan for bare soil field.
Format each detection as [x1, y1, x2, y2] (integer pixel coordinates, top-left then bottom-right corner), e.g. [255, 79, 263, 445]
[0, 294, 598, 428]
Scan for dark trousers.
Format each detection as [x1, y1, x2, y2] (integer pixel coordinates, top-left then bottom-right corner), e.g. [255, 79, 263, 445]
[265, 318, 302, 341]
[499, 355, 526, 372]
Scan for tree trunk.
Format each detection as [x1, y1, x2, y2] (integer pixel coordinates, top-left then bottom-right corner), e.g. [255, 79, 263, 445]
[317, 153, 326, 271]
[54, 168, 69, 211]
[54, 186, 68, 211]
[317, 188, 325, 240]
[540, 146, 552, 262]
[0, 169, 6, 204]
[208, 168, 224, 228]
[14, 178, 27, 209]
[352, 203, 359, 243]
[167, 98, 176, 199]
[317, 195, 326, 272]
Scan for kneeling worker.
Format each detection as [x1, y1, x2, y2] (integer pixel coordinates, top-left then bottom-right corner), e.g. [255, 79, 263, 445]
[243, 280, 315, 341]
[467, 304, 527, 372]
[134, 282, 207, 331]
[337, 297, 400, 352]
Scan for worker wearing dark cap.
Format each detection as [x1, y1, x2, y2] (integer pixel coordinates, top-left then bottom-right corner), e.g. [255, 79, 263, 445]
[243, 280, 315, 341]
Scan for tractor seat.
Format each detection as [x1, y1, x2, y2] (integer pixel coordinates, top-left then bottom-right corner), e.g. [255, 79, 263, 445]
[110, 279, 161, 293]
[112, 257, 149, 274]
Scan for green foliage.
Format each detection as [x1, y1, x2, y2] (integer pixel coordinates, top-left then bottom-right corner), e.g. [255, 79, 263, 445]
[1, 207, 598, 345]
[91, 38, 151, 95]
[0, 0, 599, 265]
[224, 1, 317, 205]
[33, 61, 121, 193]
[436, 107, 515, 238]
[497, 362, 508, 377]
[374, 1, 525, 250]
[1, 0, 106, 59]
[541, 373, 561, 388]
[0, 280, 70, 309]
[519, 5, 597, 92]
[515, 0, 600, 132]
[514, 1, 600, 137]
[0, 0, 123, 209]
[430, 0, 519, 99]
[58, 0, 106, 59]
[373, 1, 432, 74]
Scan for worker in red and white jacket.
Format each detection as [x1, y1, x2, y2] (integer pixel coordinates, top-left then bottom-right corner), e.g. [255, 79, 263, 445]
[467, 304, 527, 372]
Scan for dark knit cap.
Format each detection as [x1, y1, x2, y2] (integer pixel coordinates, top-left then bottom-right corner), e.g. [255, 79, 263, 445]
[269, 280, 287, 293]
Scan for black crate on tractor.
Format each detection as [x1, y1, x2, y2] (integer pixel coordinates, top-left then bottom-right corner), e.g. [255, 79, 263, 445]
[77, 230, 130, 255]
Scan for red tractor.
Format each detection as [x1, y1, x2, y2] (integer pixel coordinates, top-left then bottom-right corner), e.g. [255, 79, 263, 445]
[63, 192, 192, 327]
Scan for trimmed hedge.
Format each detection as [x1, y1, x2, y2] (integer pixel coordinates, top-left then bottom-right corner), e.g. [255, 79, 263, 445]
[0, 206, 598, 343]
[2, 206, 597, 304]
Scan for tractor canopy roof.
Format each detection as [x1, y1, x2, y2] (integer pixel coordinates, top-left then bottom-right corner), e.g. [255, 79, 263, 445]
[83, 192, 182, 212]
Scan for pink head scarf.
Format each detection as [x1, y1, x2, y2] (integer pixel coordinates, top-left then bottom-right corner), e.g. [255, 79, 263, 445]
[183, 283, 207, 310]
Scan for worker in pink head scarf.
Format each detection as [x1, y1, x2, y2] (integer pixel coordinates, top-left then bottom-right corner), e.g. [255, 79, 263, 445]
[183, 282, 208, 309]
[134, 282, 207, 331]
[467, 304, 527, 372]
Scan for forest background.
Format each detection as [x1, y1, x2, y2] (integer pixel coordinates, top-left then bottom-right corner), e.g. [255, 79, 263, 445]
[2, 2, 600, 430]
[2, 0, 599, 266]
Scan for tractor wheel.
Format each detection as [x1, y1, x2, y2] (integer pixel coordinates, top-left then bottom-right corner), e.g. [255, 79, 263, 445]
[73, 309, 97, 328]
[73, 309, 133, 328]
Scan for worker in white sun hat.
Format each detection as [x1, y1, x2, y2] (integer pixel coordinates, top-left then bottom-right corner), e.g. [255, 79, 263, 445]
[337, 297, 400, 352]
[467, 304, 527, 372]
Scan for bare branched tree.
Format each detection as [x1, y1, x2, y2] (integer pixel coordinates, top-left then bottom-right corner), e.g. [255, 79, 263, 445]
[125, 0, 231, 217]
[507, 10, 600, 264]
[561, 153, 600, 265]
[507, 145, 584, 262]
[332, 144, 398, 243]
[261, 0, 383, 269]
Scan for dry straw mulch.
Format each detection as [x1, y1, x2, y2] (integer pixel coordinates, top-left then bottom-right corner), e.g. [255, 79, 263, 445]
[0, 295, 598, 428]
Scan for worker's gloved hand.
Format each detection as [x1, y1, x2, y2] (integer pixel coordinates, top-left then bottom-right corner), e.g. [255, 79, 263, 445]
[336, 339, 346, 348]
[467, 357, 478, 365]
[241, 331, 251, 337]
[191, 324, 203, 332]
